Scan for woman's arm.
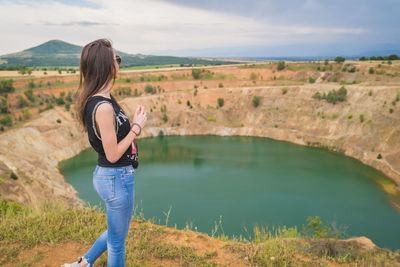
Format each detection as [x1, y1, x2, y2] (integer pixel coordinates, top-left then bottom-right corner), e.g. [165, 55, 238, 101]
[95, 103, 138, 163]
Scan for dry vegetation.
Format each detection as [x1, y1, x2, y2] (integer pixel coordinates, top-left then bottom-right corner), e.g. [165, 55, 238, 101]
[1, 200, 399, 266]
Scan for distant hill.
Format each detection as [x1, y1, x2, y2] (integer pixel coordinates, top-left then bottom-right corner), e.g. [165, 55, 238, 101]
[0, 40, 239, 68]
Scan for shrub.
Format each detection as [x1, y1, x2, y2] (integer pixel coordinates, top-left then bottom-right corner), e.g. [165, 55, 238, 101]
[324, 59, 329, 65]
[359, 114, 365, 123]
[250, 72, 258, 80]
[348, 67, 356, 73]
[252, 96, 260, 107]
[56, 119, 62, 124]
[377, 154, 382, 159]
[24, 89, 35, 102]
[326, 90, 338, 104]
[302, 216, 339, 239]
[17, 95, 29, 108]
[208, 117, 216, 122]
[144, 84, 156, 94]
[23, 109, 31, 120]
[160, 104, 167, 113]
[158, 130, 164, 136]
[277, 61, 285, 71]
[66, 92, 73, 102]
[337, 86, 347, 101]
[186, 100, 191, 107]
[45, 103, 53, 110]
[312, 92, 322, 100]
[217, 98, 224, 107]
[309, 77, 316, 83]
[162, 113, 168, 123]
[192, 69, 201, 79]
[10, 171, 18, 180]
[56, 96, 65, 105]
[282, 88, 287, 95]
[0, 79, 15, 93]
[369, 67, 375, 74]
[0, 114, 12, 127]
[368, 90, 373, 96]
[65, 103, 70, 111]
[218, 82, 223, 88]
[27, 80, 35, 89]
[177, 99, 182, 104]
[389, 108, 394, 113]
[0, 98, 8, 114]
[347, 114, 353, 119]
[115, 86, 131, 96]
[194, 89, 198, 96]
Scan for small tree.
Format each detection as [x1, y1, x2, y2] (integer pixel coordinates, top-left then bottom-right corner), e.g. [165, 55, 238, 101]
[24, 88, 35, 102]
[217, 98, 224, 107]
[192, 69, 201, 79]
[0, 114, 12, 127]
[252, 96, 260, 107]
[56, 96, 65, 105]
[337, 86, 347, 102]
[334, 56, 345, 63]
[0, 98, 8, 114]
[17, 95, 29, 108]
[369, 67, 374, 74]
[144, 84, 156, 94]
[326, 90, 338, 104]
[0, 79, 15, 93]
[162, 113, 168, 123]
[277, 61, 285, 71]
[312, 92, 322, 100]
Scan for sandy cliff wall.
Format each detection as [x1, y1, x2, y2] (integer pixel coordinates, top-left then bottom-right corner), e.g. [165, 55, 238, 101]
[1, 83, 399, 208]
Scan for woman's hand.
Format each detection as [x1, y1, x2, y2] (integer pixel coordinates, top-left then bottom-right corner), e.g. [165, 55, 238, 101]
[132, 105, 147, 129]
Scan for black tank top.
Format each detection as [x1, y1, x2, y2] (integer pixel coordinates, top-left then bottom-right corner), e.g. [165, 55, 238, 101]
[85, 95, 134, 167]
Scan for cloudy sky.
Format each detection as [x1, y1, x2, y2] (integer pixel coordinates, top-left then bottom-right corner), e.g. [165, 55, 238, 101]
[0, 0, 399, 57]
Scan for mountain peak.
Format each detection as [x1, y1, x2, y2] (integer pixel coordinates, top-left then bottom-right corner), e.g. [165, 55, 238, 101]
[24, 40, 82, 55]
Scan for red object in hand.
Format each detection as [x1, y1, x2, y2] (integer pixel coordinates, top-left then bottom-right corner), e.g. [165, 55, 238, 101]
[137, 106, 142, 115]
[132, 140, 137, 154]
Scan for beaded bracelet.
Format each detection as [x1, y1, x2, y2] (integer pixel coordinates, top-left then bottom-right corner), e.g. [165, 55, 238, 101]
[131, 123, 142, 136]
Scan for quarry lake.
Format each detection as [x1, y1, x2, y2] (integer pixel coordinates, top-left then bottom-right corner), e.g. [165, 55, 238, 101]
[59, 136, 400, 251]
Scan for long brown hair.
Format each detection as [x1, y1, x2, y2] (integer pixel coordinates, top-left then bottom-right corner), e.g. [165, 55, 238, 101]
[76, 38, 117, 130]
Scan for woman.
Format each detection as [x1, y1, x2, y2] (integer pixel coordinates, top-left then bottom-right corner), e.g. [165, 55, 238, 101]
[62, 39, 147, 267]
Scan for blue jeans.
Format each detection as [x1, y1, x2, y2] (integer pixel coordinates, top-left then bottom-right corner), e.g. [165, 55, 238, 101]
[83, 165, 135, 267]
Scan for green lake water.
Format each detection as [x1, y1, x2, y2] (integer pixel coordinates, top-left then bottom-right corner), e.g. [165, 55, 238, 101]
[59, 136, 400, 251]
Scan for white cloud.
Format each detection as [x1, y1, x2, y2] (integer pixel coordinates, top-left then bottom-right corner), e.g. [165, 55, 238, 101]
[0, 0, 365, 55]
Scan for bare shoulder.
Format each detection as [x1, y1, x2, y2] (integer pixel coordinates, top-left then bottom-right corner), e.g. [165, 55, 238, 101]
[96, 102, 114, 115]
